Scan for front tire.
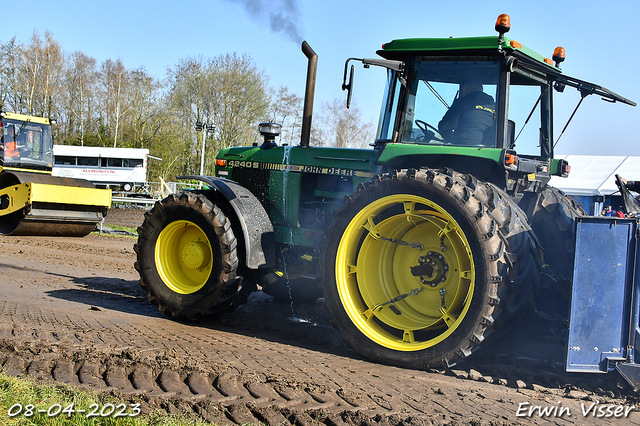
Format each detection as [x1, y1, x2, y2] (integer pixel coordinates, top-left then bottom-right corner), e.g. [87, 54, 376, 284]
[321, 169, 539, 369]
[134, 191, 252, 321]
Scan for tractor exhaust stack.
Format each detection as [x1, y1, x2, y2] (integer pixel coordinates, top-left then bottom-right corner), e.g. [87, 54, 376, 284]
[300, 41, 317, 148]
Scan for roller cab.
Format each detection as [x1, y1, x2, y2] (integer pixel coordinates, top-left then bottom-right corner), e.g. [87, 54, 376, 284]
[0, 112, 111, 236]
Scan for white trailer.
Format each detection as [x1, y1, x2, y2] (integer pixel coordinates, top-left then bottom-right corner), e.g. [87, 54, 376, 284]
[52, 145, 149, 192]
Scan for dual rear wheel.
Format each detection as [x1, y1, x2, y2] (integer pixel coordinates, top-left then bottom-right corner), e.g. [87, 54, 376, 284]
[322, 169, 540, 368]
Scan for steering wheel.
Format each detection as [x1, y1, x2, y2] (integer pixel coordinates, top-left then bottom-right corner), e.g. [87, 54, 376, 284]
[415, 120, 444, 142]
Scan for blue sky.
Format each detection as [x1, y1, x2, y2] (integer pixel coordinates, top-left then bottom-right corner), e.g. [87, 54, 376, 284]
[4, 0, 639, 156]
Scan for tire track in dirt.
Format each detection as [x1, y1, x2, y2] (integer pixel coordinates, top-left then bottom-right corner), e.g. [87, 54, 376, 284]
[2, 294, 638, 425]
[0, 323, 402, 422]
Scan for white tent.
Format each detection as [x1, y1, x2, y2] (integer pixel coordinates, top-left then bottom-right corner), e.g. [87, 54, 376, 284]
[549, 155, 640, 196]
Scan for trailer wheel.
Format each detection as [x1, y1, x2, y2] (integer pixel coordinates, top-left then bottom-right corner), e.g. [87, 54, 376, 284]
[134, 191, 252, 321]
[321, 169, 539, 369]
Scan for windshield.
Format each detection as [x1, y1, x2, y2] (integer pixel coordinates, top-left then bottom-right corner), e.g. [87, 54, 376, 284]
[1, 118, 53, 169]
[389, 60, 499, 147]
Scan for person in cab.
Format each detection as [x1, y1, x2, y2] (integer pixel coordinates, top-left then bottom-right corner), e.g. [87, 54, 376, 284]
[3, 124, 19, 159]
[438, 80, 496, 146]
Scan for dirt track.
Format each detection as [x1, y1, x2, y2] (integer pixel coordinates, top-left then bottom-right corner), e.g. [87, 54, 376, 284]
[1, 206, 639, 425]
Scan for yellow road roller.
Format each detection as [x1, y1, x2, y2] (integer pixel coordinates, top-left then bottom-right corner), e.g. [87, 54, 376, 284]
[0, 112, 111, 236]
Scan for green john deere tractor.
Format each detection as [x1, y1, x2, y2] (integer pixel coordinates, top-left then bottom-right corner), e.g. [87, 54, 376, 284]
[135, 15, 635, 369]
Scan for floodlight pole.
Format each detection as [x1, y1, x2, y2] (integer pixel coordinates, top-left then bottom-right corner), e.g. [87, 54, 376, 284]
[195, 122, 216, 187]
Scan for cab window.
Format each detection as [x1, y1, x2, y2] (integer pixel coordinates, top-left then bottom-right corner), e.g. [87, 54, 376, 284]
[508, 69, 551, 157]
[401, 61, 499, 147]
[2, 119, 53, 166]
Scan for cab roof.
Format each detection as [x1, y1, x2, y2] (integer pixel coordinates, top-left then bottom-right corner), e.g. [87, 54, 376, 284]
[377, 35, 635, 107]
[377, 35, 557, 72]
[1, 112, 51, 125]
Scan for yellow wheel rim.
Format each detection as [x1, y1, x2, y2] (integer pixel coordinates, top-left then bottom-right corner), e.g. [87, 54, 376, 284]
[155, 220, 214, 294]
[335, 194, 475, 351]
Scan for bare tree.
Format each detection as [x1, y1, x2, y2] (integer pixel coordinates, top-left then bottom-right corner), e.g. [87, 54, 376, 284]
[167, 56, 210, 126]
[0, 37, 23, 112]
[209, 53, 270, 150]
[166, 56, 212, 175]
[99, 59, 129, 147]
[64, 51, 97, 145]
[19, 30, 64, 118]
[39, 31, 65, 119]
[314, 97, 375, 148]
[269, 85, 302, 146]
[125, 67, 164, 149]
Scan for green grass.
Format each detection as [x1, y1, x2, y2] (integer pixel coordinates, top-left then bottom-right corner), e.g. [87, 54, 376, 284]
[91, 224, 138, 239]
[103, 224, 138, 234]
[0, 371, 208, 426]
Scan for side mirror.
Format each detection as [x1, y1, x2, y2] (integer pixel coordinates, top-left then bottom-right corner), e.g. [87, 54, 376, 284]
[507, 120, 516, 148]
[343, 64, 354, 109]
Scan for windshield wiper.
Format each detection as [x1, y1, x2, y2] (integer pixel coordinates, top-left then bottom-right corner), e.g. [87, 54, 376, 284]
[422, 80, 450, 109]
[513, 89, 545, 147]
[14, 116, 32, 139]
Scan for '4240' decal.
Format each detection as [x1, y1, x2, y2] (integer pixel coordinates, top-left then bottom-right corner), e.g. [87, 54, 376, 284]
[224, 160, 372, 177]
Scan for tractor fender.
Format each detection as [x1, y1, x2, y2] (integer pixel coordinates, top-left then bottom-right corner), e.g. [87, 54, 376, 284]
[179, 175, 275, 269]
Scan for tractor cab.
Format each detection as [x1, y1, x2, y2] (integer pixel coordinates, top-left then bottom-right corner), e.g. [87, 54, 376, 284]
[344, 15, 635, 194]
[0, 112, 54, 173]
[376, 56, 502, 150]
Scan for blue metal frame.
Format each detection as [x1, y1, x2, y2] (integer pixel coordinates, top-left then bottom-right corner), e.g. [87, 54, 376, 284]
[567, 217, 640, 388]
[616, 229, 640, 388]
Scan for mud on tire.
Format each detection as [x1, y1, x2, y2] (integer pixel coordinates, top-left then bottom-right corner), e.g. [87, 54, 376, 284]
[321, 168, 540, 369]
[134, 191, 252, 321]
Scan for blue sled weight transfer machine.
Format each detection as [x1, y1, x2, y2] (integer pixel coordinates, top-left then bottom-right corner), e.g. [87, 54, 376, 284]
[567, 216, 640, 388]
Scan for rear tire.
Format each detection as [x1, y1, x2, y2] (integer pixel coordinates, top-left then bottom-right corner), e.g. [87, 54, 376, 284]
[134, 191, 252, 321]
[517, 186, 585, 290]
[321, 169, 540, 369]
